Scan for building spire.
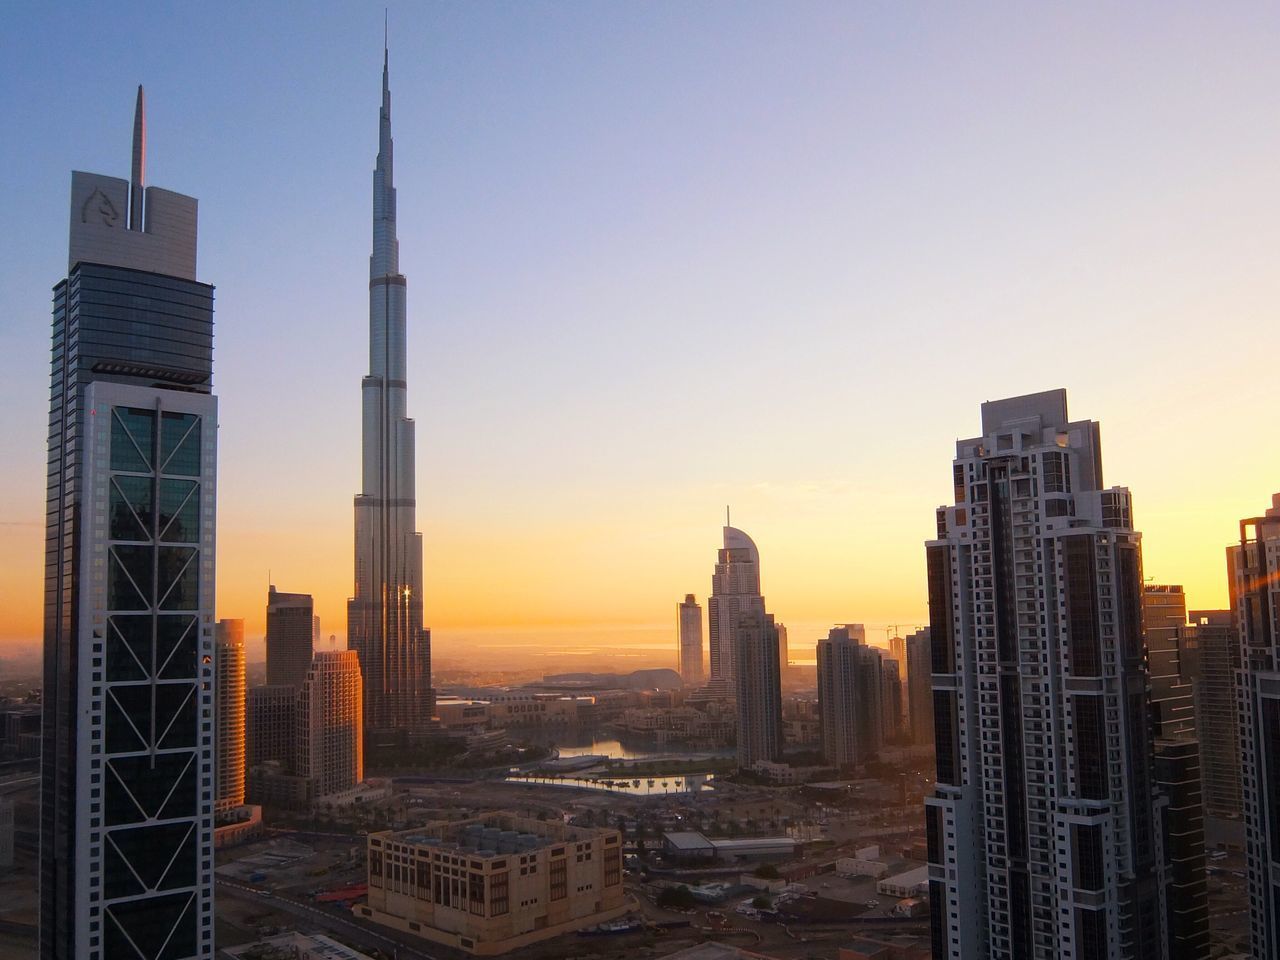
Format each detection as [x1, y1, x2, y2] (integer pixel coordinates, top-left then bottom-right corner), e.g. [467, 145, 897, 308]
[129, 84, 145, 231]
[371, 28, 398, 278]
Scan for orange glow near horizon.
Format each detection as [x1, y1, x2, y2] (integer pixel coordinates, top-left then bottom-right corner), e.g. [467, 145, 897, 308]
[1, 454, 1270, 667]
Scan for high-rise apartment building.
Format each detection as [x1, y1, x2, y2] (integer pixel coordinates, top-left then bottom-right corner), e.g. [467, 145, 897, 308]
[882, 658, 904, 742]
[776, 621, 789, 676]
[266, 585, 314, 690]
[1183, 609, 1242, 820]
[734, 612, 782, 769]
[677, 594, 704, 686]
[1143, 586, 1196, 737]
[296, 651, 364, 799]
[40, 87, 217, 960]
[215, 619, 246, 812]
[817, 625, 884, 769]
[348, 47, 434, 735]
[1142, 586, 1208, 959]
[889, 634, 906, 669]
[924, 390, 1170, 960]
[708, 523, 766, 685]
[1234, 494, 1280, 960]
[246, 685, 297, 771]
[905, 627, 933, 746]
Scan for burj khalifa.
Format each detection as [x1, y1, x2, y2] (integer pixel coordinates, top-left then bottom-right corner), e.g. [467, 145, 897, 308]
[348, 44, 435, 735]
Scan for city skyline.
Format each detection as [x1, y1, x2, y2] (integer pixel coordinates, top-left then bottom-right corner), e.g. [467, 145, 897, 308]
[4, 3, 1280, 660]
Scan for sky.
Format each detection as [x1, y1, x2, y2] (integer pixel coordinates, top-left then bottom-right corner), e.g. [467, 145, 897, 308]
[2, 2, 1278, 666]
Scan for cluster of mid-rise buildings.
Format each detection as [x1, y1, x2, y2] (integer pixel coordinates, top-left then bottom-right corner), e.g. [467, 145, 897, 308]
[217, 593, 365, 811]
[27, 35, 1280, 960]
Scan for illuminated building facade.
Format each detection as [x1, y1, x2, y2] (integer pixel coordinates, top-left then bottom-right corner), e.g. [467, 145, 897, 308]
[924, 390, 1171, 960]
[361, 813, 626, 955]
[214, 619, 246, 812]
[348, 45, 435, 734]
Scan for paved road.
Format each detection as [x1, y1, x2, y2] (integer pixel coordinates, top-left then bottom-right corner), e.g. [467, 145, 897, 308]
[217, 878, 447, 960]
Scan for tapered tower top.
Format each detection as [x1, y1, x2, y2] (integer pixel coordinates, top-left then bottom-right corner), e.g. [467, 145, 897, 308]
[129, 85, 145, 230]
[371, 33, 399, 279]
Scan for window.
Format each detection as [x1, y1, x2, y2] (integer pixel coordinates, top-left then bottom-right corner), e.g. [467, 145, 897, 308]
[549, 858, 567, 901]
[489, 871, 509, 916]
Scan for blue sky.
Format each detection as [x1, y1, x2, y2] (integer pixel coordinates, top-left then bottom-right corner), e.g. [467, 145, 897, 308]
[2, 2, 1279, 657]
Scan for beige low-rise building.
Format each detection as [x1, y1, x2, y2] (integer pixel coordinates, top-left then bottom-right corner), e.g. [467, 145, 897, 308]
[359, 812, 627, 954]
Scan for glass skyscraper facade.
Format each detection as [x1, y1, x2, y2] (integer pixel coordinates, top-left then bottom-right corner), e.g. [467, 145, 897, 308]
[41, 89, 216, 960]
[348, 47, 434, 736]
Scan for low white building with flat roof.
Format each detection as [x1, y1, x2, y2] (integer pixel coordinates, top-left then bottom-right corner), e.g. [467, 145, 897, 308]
[222, 931, 374, 960]
[876, 865, 929, 898]
[662, 830, 796, 863]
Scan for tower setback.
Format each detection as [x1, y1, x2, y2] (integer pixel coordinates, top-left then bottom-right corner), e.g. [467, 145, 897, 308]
[347, 45, 435, 735]
[923, 389, 1172, 960]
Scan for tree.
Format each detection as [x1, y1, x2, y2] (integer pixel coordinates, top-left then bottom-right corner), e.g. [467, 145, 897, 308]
[752, 895, 772, 910]
[753, 864, 780, 880]
[657, 886, 697, 910]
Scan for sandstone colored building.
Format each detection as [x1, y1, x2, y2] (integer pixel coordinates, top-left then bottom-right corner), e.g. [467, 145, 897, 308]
[359, 812, 627, 954]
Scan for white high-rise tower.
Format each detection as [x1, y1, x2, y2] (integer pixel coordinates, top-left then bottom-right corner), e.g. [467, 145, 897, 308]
[707, 521, 766, 685]
[348, 43, 435, 734]
[924, 389, 1172, 960]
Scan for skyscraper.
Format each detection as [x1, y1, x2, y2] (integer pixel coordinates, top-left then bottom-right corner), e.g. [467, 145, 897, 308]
[905, 627, 933, 746]
[1234, 494, 1280, 960]
[214, 619, 246, 813]
[881, 658, 904, 742]
[734, 611, 782, 769]
[889, 634, 906, 668]
[245, 684, 300, 808]
[246, 685, 297, 771]
[1184, 609, 1242, 820]
[297, 651, 364, 799]
[816, 625, 884, 769]
[347, 44, 434, 735]
[677, 594, 704, 686]
[708, 523, 766, 685]
[266, 585, 314, 690]
[924, 389, 1170, 960]
[1142, 586, 1209, 959]
[1143, 585, 1196, 738]
[41, 87, 216, 960]
[776, 621, 789, 677]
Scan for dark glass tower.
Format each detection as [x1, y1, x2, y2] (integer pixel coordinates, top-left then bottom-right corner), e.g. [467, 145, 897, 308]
[265, 586, 314, 690]
[41, 87, 216, 960]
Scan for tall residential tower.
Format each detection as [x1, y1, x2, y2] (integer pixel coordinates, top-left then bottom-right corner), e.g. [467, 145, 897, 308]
[924, 390, 1171, 960]
[1235, 494, 1280, 960]
[816, 625, 884, 769]
[41, 87, 217, 960]
[347, 46, 434, 734]
[214, 619, 246, 813]
[266, 586, 314, 690]
[677, 594, 704, 686]
[734, 612, 782, 769]
[707, 523, 766, 686]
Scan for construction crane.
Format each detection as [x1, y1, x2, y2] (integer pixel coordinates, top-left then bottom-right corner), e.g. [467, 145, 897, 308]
[884, 624, 922, 642]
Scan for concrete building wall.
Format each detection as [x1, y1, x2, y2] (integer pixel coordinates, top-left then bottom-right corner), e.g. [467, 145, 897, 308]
[362, 814, 625, 954]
